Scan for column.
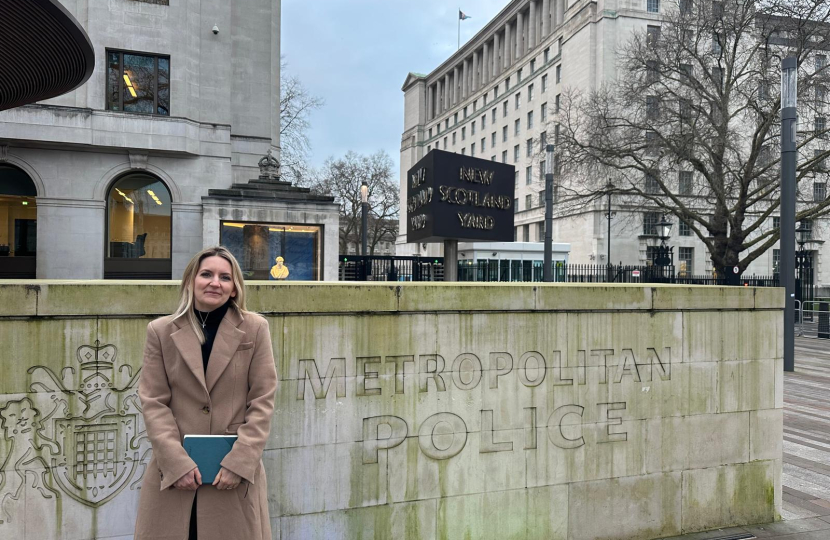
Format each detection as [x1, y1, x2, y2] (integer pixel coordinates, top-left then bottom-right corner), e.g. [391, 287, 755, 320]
[482, 43, 490, 85]
[453, 67, 460, 105]
[493, 33, 500, 77]
[444, 73, 450, 111]
[529, 1, 536, 50]
[542, 0, 550, 37]
[555, 0, 563, 27]
[472, 52, 479, 92]
[517, 11, 524, 58]
[427, 84, 434, 119]
[463, 59, 469, 98]
[504, 22, 512, 69]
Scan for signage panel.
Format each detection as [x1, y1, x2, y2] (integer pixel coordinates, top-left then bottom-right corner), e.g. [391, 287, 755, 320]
[406, 149, 516, 243]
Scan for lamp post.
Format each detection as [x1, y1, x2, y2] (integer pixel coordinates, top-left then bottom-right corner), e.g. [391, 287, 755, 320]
[543, 144, 555, 282]
[360, 181, 369, 256]
[781, 56, 798, 372]
[604, 181, 616, 280]
[795, 223, 810, 313]
[653, 215, 674, 282]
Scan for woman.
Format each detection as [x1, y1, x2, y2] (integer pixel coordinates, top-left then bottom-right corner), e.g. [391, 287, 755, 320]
[135, 247, 278, 540]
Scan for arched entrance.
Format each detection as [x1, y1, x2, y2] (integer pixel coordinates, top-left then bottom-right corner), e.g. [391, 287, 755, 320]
[0, 164, 37, 278]
[105, 172, 172, 279]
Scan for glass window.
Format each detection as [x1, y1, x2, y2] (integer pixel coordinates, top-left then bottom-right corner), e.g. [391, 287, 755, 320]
[221, 222, 321, 280]
[503, 101, 509, 117]
[643, 212, 660, 235]
[481, 115, 486, 129]
[528, 84, 534, 101]
[481, 137, 486, 152]
[515, 119, 521, 136]
[515, 173, 519, 188]
[679, 171, 693, 195]
[555, 94, 561, 112]
[526, 167, 532, 185]
[502, 150, 508, 163]
[528, 111, 534, 129]
[492, 108, 497, 122]
[523, 225, 530, 242]
[106, 50, 170, 115]
[107, 173, 171, 263]
[525, 194, 532, 209]
[679, 220, 691, 236]
[514, 198, 519, 213]
[514, 145, 520, 162]
[647, 0, 659, 13]
[541, 103, 548, 122]
[453, 132, 457, 145]
[454, 113, 459, 124]
[645, 170, 660, 193]
[0, 165, 38, 277]
[542, 74, 548, 93]
[471, 121, 476, 135]
[462, 127, 466, 140]
[540, 131, 547, 149]
[515, 93, 521, 110]
[492, 132, 497, 147]
[503, 126, 508, 142]
[647, 26, 661, 47]
[471, 143, 476, 157]
[526, 138, 533, 157]
[816, 182, 827, 202]
[530, 60, 536, 73]
[556, 65, 561, 83]
[678, 247, 694, 276]
[815, 116, 826, 137]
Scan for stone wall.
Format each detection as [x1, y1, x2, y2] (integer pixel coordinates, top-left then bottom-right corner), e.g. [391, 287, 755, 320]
[0, 281, 783, 539]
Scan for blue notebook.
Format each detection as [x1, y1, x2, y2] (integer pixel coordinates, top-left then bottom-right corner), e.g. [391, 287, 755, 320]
[183, 435, 238, 485]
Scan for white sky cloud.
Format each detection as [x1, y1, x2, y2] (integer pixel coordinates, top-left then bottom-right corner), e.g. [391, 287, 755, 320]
[281, 0, 508, 176]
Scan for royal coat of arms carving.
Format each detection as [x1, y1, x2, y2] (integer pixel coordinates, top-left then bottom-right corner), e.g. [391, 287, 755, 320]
[0, 340, 151, 525]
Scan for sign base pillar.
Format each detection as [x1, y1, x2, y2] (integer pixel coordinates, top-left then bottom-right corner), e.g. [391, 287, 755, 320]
[444, 239, 458, 282]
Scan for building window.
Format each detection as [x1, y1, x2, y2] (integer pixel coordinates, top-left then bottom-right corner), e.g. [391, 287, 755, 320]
[645, 170, 660, 193]
[539, 161, 546, 182]
[514, 145, 520, 162]
[647, 0, 659, 13]
[453, 132, 457, 145]
[815, 182, 827, 201]
[773, 216, 780, 230]
[503, 150, 508, 163]
[679, 171, 693, 195]
[523, 224, 530, 242]
[556, 65, 561, 84]
[537, 221, 544, 241]
[0, 165, 38, 278]
[464, 106, 468, 118]
[515, 93, 521, 110]
[647, 26, 661, 47]
[544, 48, 550, 63]
[444, 137, 448, 149]
[106, 50, 170, 115]
[481, 114, 487, 129]
[106, 172, 172, 278]
[462, 127, 466, 140]
[526, 138, 533, 157]
[492, 132, 497, 147]
[514, 198, 519, 213]
[494, 86, 499, 99]
[526, 194, 532, 209]
[678, 247, 694, 276]
[643, 211, 660, 235]
[471, 143, 476, 157]
[526, 167, 532, 185]
[712, 66, 724, 90]
[773, 248, 780, 275]
[221, 222, 322, 280]
[540, 131, 547, 149]
[528, 84, 535, 101]
[527, 111, 534, 129]
[541, 103, 548, 122]
[427, 145, 431, 152]
[462, 148, 466, 155]
[445, 119, 449, 129]
[491, 155, 497, 161]
[555, 94, 561, 113]
[515, 119, 521, 136]
[815, 116, 826, 137]
[542, 74, 548, 93]
[817, 55, 827, 72]
[471, 121, 476, 135]
[679, 0, 692, 16]
[712, 32, 722, 55]
[645, 131, 658, 153]
[428, 128, 433, 138]
[506, 76, 511, 90]
[503, 101, 509, 117]
[646, 95, 659, 119]
[454, 112, 459, 124]
[646, 60, 660, 85]
[815, 150, 827, 170]
[503, 126, 508, 142]
[530, 59, 536, 73]
[481, 137, 486, 152]
[679, 219, 691, 236]
[492, 108, 497, 122]
[554, 124, 560, 143]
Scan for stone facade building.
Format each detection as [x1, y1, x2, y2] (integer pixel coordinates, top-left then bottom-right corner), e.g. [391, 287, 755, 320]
[400, 0, 827, 287]
[0, 0, 339, 281]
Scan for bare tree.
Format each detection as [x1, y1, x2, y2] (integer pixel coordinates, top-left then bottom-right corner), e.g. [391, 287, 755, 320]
[280, 57, 324, 186]
[553, 0, 830, 274]
[307, 151, 399, 254]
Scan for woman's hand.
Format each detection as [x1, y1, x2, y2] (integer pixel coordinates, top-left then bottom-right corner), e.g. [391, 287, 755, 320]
[173, 467, 202, 490]
[213, 467, 242, 490]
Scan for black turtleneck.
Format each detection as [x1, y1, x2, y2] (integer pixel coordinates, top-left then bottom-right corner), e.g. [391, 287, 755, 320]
[195, 300, 231, 372]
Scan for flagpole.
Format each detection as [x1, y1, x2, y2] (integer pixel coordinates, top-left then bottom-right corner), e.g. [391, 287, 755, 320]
[458, 8, 461, 50]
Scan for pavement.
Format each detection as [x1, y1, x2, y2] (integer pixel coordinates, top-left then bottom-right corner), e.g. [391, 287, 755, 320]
[662, 338, 830, 540]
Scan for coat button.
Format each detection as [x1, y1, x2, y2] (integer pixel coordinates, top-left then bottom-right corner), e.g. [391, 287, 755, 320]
[202, 406, 210, 414]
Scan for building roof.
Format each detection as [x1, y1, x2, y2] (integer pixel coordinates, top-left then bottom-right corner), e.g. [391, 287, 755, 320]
[0, 0, 94, 111]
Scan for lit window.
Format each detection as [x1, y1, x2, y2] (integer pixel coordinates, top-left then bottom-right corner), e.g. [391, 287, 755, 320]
[221, 222, 322, 280]
[107, 50, 170, 115]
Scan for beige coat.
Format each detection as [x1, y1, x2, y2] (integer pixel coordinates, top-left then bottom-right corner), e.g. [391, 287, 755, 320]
[135, 307, 277, 540]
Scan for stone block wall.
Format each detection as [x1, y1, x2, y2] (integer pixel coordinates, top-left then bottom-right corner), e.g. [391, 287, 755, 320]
[0, 282, 783, 539]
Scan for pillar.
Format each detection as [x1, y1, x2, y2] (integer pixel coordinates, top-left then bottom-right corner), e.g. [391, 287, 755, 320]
[453, 67, 460, 105]
[444, 73, 450, 111]
[542, 0, 550, 37]
[472, 52, 478, 92]
[529, 1, 536, 50]
[482, 43, 490, 85]
[504, 22, 512, 69]
[427, 84, 434, 119]
[462, 60, 469, 98]
[493, 33, 501, 77]
[517, 11, 524, 58]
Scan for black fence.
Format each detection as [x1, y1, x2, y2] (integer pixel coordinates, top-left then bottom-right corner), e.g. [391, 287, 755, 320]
[340, 256, 779, 287]
[339, 255, 444, 282]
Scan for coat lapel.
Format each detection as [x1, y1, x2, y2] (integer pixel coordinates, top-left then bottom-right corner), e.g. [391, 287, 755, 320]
[205, 307, 245, 394]
[171, 317, 208, 393]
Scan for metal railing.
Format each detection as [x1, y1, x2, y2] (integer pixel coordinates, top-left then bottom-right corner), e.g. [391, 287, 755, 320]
[796, 299, 830, 339]
[339, 255, 444, 282]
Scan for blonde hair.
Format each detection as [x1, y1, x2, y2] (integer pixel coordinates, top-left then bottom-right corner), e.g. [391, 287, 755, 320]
[173, 246, 247, 343]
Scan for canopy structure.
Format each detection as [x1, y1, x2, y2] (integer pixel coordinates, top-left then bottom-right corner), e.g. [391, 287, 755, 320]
[0, 0, 94, 111]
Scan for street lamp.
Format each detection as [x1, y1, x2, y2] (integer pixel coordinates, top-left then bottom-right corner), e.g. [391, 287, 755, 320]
[604, 181, 616, 281]
[652, 215, 673, 281]
[543, 144, 555, 282]
[360, 181, 369, 256]
[781, 56, 798, 372]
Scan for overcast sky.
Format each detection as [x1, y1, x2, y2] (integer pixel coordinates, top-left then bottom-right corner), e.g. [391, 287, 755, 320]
[281, 0, 507, 175]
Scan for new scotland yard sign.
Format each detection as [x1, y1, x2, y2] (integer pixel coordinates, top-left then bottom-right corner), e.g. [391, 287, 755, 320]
[406, 149, 515, 243]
